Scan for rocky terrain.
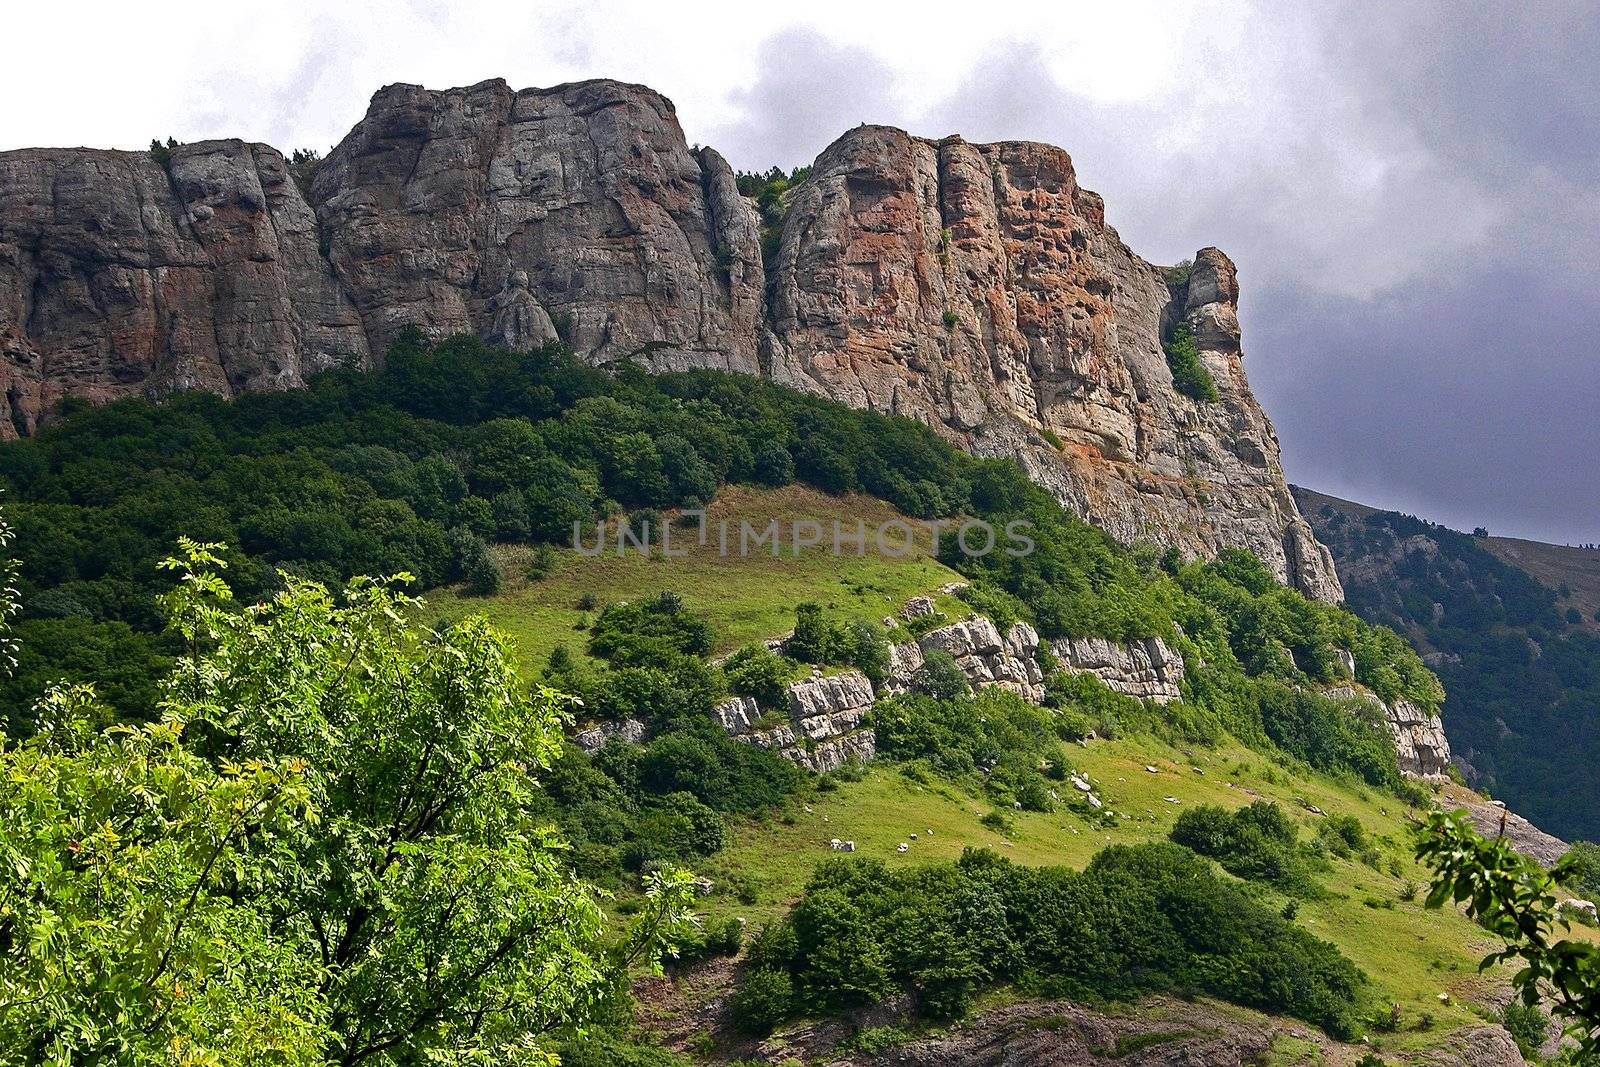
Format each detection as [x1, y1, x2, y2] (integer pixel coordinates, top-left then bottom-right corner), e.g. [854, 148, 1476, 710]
[635, 968, 1528, 1067]
[664, 599, 1450, 781]
[0, 77, 1339, 598]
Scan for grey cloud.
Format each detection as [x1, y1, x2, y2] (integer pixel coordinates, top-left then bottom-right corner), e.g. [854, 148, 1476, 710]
[705, 11, 1599, 544]
[701, 26, 898, 172]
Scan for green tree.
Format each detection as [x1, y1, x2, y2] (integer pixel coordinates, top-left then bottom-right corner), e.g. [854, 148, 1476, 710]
[1163, 321, 1219, 403]
[1418, 809, 1600, 1055]
[0, 540, 694, 1065]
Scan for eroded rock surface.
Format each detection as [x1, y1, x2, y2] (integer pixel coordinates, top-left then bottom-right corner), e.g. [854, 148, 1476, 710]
[0, 79, 1339, 599]
[1327, 684, 1453, 780]
[765, 128, 1338, 599]
[917, 617, 1046, 702]
[0, 141, 369, 434]
[308, 78, 765, 372]
[1052, 635, 1185, 704]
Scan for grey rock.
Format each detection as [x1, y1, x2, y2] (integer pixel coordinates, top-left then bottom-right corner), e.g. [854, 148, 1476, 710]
[918, 617, 1044, 702]
[1325, 684, 1452, 780]
[309, 78, 764, 373]
[711, 695, 760, 734]
[0, 79, 1340, 600]
[0, 140, 369, 434]
[1051, 635, 1186, 704]
[573, 716, 646, 753]
[786, 670, 876, 720]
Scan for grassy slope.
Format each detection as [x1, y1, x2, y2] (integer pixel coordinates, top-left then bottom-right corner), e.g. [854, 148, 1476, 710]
[1485, 534, 1600, 633]
[699, 749, 1548, 1057]
[427, 486, 969, 676]
[434, 485, 1585, 1056]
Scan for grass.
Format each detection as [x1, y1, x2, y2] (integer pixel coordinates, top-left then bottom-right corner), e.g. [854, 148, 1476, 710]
[696, 733, 1596, 1053]
[424, 484, 1581, 1053]
[426, 486, 968, 676]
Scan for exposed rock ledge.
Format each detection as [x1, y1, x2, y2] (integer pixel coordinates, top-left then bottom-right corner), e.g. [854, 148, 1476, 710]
[702, 611, 1185, 772]
[743, 995, 1524, 1067]
[1051, 635, 1185, 704]
[582, 607, 1453, 786]
[1326, 684, 1453, 780]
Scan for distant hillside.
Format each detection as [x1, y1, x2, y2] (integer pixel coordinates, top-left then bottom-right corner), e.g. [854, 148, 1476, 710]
[1483, 533, 1600, 633]
[1295, 486, 1600, 841]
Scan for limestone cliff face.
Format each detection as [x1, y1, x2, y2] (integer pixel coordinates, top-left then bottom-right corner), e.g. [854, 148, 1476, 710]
[0, 78, 1340, 599]
[765, 127, 1338, 599]
[0, 141, 369, 434]
[308, 78, 765, 372]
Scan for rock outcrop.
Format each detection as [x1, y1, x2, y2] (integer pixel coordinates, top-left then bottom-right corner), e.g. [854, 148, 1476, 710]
[0, 141, 370, 434]
[765, 128, 1339, 599]
[573, 716, 646, 753]
[712, 607, 1190, 772]
[713, 671, 878, 773]
[308, 79, 765, 373]
[0, 77, 1340, 599]
[1051, 635, 1184, 704]
[1460, 798, 1569, 867]
[912, 617, 1046, 702]
[1327, 684, 1453, 780]
[746, 996, 1526, 1067]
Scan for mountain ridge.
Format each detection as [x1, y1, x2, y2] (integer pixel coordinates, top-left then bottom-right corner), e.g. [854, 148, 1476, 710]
[1295, 484, 1600, 841]
[0, 76, 1340, 598]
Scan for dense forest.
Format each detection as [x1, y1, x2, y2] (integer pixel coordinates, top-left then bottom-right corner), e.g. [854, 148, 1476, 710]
[1298, 489, 1600, 841]
[0, 331, 1437, 735]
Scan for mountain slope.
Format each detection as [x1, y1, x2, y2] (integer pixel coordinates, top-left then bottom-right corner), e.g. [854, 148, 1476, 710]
[0, 77, 1338, 598]
[1295, 485, 1600, 841]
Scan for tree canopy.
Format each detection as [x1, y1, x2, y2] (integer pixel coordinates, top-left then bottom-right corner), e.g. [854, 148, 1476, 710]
[0, 541, 693, 1065]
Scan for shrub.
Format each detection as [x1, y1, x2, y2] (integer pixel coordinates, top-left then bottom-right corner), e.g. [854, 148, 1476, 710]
[1502, 1000, 1549, 1056]
[724, 643, 799, 708]
[1316, 814, 1369, 858]
[1170, 801, 1315, 893]
[588, 591, 713, 666]
[738, 844, 1365, 1037]
[914, 648, 971, 700]
[1163, 321, 1218, 403]
[732, 968, 794, 1035]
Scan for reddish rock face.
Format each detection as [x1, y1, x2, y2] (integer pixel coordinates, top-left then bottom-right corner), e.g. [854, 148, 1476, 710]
[766, 127, 1340, 599]
[0, 78, 1341, 599]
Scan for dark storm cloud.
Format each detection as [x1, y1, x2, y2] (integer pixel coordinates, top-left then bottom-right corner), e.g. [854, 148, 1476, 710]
[711, 6, 1600, 543]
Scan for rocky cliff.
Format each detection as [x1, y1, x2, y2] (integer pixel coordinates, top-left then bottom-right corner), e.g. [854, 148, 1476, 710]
[0, 77, 1339, 598]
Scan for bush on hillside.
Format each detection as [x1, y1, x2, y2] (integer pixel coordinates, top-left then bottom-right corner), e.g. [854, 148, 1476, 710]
[1171, 801, 1319, 893]
[743, 845, 1364, 1035]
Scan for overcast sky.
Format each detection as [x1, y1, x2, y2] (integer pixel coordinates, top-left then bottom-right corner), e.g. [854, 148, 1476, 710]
[5, 1, 1595, 543]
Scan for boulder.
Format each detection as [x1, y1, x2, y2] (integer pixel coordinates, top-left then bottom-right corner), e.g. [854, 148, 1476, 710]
[573, 717, 646, 753]
[918, 617, 1044, 702]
